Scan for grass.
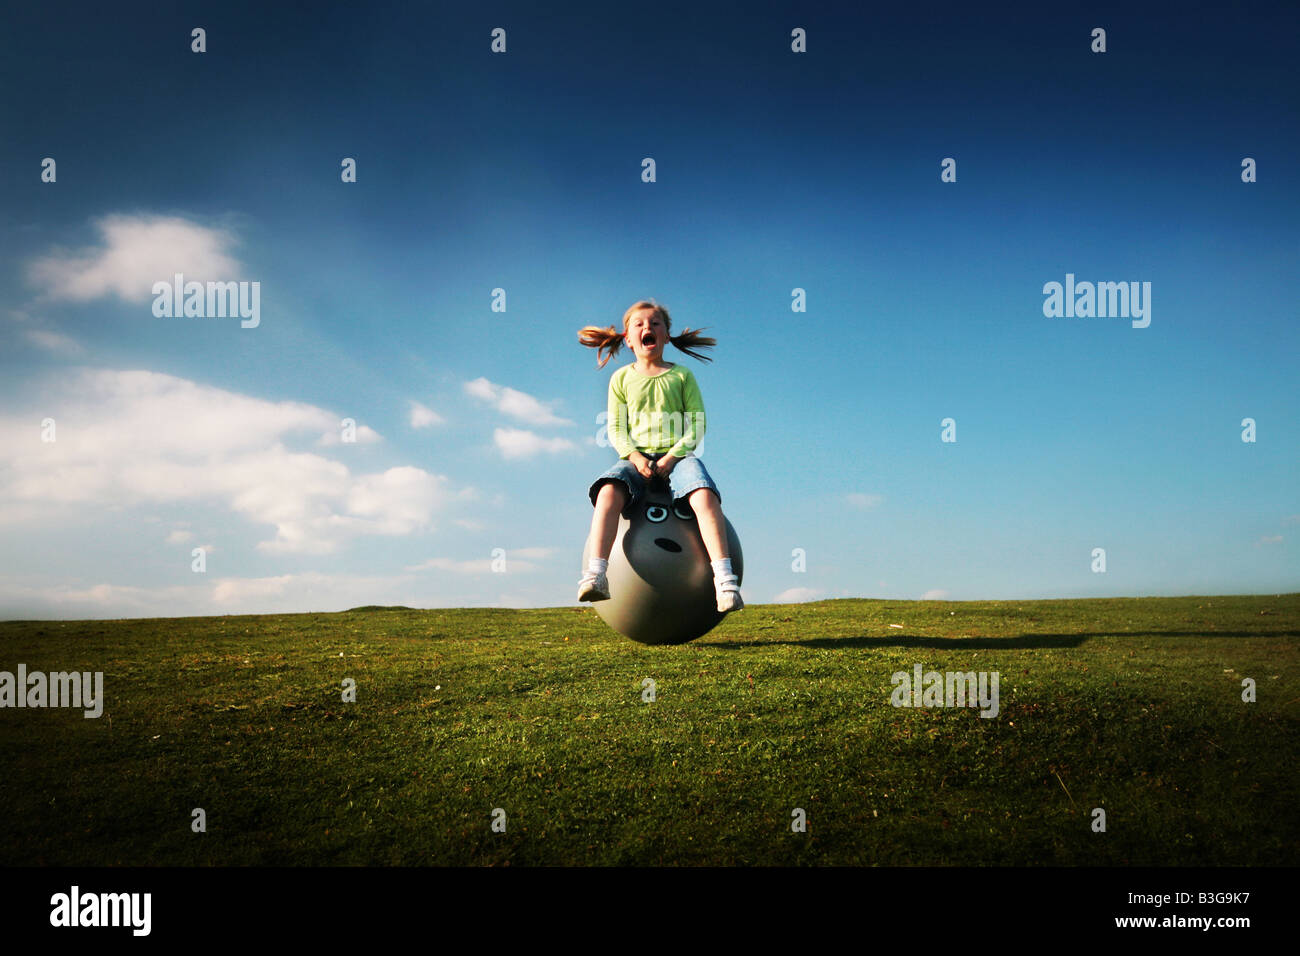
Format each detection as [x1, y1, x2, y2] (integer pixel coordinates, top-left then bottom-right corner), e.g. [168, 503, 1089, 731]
[1, 594, 1296, 865]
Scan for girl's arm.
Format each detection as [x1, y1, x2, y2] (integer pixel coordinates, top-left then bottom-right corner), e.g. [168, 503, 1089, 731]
[665, 370, 706, 457]
[608, 374, 636, 460]
[610, 375, 655, 478]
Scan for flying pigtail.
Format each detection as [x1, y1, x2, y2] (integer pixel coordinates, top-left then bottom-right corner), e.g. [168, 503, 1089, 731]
[577, 324, 625, 369]
[669, 327, 717, 363]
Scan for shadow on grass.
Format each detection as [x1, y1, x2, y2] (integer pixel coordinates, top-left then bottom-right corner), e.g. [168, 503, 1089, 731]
[697, 629, 1300, 650]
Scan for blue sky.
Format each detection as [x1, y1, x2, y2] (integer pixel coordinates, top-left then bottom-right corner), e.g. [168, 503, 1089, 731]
[1, 1, 1296, 618]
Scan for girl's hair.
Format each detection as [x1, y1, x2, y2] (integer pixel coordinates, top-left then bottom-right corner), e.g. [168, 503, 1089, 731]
[577, 300, 716, 369]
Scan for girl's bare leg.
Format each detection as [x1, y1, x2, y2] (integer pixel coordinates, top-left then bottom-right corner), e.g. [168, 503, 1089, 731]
[688, 487, 730, 561]
[691, 487, 742, 611]
[588, 481, 627, 560]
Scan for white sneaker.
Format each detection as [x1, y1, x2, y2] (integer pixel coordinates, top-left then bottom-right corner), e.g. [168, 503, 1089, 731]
[715, 576, 744, 613]
[577, 571, 610, 602]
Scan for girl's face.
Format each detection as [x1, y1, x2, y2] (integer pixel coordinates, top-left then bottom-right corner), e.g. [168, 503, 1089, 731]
[626, 308, 667, 361]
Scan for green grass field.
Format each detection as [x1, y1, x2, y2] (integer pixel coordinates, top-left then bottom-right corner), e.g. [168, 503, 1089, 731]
[2, 594, 1296, 866]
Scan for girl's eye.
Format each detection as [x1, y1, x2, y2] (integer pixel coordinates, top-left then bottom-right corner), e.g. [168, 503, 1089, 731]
[673, 503, 694, 521]
[645, 505, 668, 523]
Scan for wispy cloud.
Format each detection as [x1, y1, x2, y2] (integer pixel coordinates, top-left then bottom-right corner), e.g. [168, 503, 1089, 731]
[492, 427, 576, 459]
[5, 309, 85, 356]
[24, 327, 85, 355]
[26, 214, 244, 303]
[408, 557, 494, 574]
[0, 571, 458, 618]
[406, 546, 555, 574]
[0, 368, 472, 554]
[0, 581, 201, 618]
[511, 547, 557, 560]
[409, 401, 444, 428]
[465, 377, 573, 427]
[773, 586, 825, 603]
[845, 492, 883, 510]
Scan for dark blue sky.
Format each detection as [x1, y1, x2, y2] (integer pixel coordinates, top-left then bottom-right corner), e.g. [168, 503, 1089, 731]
[1, 1, 1296, 616]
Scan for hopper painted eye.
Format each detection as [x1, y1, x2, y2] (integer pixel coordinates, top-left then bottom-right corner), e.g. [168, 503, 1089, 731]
[673, 502, 695, 520]
[646, 504, 668, 523]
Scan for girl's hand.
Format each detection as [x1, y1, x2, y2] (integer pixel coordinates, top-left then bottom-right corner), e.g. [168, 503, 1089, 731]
[629, 451, 656, 480]
[652, 454, 680, 479]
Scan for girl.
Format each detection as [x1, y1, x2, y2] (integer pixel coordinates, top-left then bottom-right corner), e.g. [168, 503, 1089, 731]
[576, 300, 743, 613]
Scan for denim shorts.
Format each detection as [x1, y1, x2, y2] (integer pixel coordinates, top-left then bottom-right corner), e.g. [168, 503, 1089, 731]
[588, 452, 720, 517]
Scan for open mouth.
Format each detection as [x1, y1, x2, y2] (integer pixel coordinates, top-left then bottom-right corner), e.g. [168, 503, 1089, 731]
[641, 333, 656, 347]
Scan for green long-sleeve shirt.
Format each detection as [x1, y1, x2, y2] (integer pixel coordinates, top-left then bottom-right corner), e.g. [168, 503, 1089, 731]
[607, 362, 706, 459]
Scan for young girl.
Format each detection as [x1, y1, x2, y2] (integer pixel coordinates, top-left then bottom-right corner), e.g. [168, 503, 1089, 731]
[576, 300, 743, 613]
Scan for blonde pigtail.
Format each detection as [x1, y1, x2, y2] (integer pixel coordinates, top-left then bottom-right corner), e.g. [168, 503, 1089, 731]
[668, 328, 716, 363]
[577, 324, 625, 369]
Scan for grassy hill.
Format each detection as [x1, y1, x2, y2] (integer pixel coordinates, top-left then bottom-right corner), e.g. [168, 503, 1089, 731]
[1, 594, 1296, 865]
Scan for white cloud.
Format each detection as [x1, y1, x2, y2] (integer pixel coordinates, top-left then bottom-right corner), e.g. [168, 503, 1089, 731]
[20, 572, 422, 616]
[211, 574, 295, 604]
[0, 580, 199, 619]
[27, 214, 245, 303]
[511, 547, 557, 560]
[345, 467, 445, 536]
[920, 589, 951, 600]
[846, 493, 883, 510]
[0, 569, 576, 620]
[407, 557, 495, 574]
[773, 587, 825, 603]
[493, 427, 577, 460]
[5, 309, 85, 356]
[406, 546, 553, 574]
[1254, 535, 1283, 547]
[166, 529, 194, 544]
[0, 368, 470, 554]
[24, 327, 86, 355]
[409, 401, 444, 428]
[465, 377, 573, 427]
[317, 423, 382, 446]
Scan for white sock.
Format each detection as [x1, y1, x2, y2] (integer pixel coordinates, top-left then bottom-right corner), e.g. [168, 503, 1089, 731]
[711, 558, 734, 580]
[587, 557, 609, 575]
